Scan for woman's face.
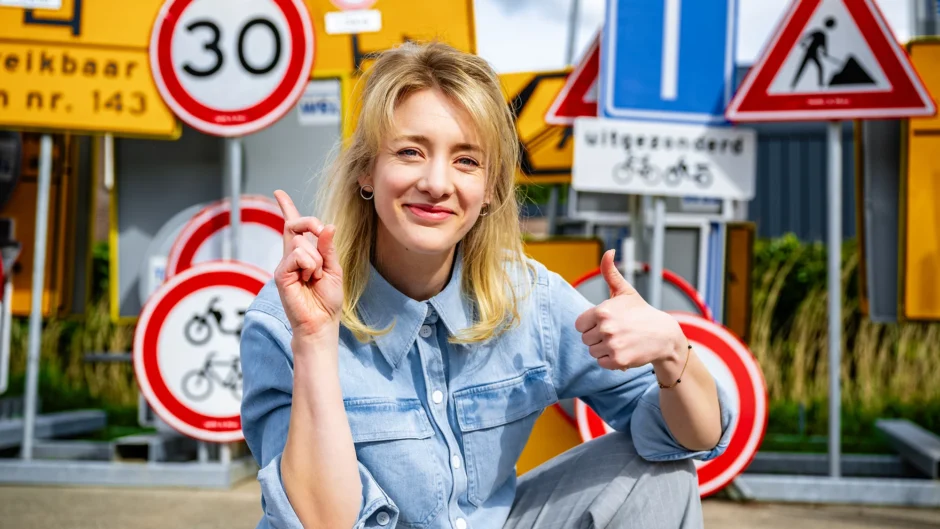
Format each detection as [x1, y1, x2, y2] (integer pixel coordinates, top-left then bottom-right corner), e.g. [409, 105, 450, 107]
[362, 87, 488, 258]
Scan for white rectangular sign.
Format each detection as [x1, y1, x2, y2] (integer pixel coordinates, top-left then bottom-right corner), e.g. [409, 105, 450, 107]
[296, 79, 341, 126]
[324, 9, 382, 35]
[0, 0, 61, 8]
[572, 117, 757, 200]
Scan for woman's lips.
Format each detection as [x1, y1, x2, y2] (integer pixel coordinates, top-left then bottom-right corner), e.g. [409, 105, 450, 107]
[405, 204, 454, 221]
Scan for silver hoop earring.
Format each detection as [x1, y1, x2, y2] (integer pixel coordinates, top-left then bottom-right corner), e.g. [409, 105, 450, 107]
[360, 185, 374, 200]
[480, 203, 490, 217]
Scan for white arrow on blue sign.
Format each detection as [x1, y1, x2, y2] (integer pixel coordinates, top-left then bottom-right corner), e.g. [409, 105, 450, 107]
[599, 0, 738, 125]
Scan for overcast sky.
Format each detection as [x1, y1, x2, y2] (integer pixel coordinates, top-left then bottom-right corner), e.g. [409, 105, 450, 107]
[474, 0, 914, 73]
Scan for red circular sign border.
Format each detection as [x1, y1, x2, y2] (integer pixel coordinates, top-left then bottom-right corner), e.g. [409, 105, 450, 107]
[150, 0, 316, 137]
[574, 313, 768, 498]
[165, 196, 285, 280]
[133, 261, 270, 443]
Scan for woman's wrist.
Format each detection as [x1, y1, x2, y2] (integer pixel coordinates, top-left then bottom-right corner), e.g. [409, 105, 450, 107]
[651, 329, 687, 385]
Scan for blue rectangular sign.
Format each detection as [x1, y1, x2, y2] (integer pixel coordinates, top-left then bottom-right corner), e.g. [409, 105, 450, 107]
[600, 0, 738, 125]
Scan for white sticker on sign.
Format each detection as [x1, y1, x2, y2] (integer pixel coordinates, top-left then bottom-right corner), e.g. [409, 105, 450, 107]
[572, 116, 757, 201]
[297, 79, 341, 126]
[324, 9, 382, 35]
[0, 0, 61, 9]
[768, 0, 890, 95]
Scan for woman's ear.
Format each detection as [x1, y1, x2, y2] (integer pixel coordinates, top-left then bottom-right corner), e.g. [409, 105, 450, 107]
[358, 175, 372, 188]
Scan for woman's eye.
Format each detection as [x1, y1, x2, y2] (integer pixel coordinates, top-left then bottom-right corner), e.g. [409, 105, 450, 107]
[457, 157, 480, 167]
[398, 148, 420, 157]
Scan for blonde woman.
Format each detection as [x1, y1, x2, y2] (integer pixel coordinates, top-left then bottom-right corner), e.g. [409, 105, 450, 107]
[240, 41, 734, 529]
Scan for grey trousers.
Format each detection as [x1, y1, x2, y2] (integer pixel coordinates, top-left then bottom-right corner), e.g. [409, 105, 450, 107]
[503, 432, 704, 529]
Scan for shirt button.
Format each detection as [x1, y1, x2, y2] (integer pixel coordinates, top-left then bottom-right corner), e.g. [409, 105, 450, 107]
[432, 390, 444, 404]
[376, 511, 390, 525]
[419, 325, 432, 338]
[451, 455, 461, 469]
[456, 518, 468, 529]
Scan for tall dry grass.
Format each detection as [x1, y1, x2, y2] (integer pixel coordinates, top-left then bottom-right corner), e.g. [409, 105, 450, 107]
[7, 297, 138, 414]
[750, 241, 940, 416]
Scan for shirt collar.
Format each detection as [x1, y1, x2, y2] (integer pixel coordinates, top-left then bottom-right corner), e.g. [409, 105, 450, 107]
[357, 248, 474, 369]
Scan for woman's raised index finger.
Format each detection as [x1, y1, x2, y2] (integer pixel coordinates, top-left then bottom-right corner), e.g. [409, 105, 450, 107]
[273, 190, 301, 222]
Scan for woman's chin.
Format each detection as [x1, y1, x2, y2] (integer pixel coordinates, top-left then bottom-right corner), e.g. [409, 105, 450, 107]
[398, 228, 461, 256]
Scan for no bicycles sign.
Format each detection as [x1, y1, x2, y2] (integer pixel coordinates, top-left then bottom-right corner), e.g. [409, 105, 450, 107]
[133, 261, 270, 442]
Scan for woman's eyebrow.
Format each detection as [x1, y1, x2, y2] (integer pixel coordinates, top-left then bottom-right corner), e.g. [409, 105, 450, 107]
[392, 134, 433, 148]
[453, 142, 482, 154]
[392, 134, 482, 154]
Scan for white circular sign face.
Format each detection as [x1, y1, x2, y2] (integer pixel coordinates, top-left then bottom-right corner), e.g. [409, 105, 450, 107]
[165, 195, 284, 280]
[151, 0, 315, 136]
[133, 261, 271, 442]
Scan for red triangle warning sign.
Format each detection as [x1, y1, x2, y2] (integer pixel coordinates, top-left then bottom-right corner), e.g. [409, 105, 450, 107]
[545, 30, 600, 126]
[726, 0, 936, 122]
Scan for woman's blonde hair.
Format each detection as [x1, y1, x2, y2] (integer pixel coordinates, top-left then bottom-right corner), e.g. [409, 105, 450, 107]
[317, 40, 531, 345]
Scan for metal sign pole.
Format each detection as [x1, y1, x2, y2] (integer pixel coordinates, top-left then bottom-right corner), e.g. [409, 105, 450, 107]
[827, 120, 843, 479]
[649, 196, 666, 309]
[20, 133, 53, 460]
[227, 137, 243, 262]
[0, 277, 12, 395]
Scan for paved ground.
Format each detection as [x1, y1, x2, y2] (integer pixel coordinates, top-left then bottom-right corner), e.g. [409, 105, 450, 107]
[1, 479, 938, 529]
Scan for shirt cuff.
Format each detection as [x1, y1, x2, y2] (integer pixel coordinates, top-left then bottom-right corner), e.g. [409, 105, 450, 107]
[257, 453, 399, 529]
[354, 463, 400, 529]
[629, 375, 736, 462]
[257, 452, 304, 529]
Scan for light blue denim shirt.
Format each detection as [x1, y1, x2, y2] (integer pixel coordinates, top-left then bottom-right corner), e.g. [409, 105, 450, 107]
[240, 252, 736, 529]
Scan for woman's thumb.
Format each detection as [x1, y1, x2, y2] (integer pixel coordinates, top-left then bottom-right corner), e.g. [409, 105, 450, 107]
[317, 225, 341, 273]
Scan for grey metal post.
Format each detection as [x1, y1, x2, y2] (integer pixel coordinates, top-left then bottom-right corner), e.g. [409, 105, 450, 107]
[544, 0, 581, 237]
[21, 133, 53, 460]
[0, 277, 12, 395]
[546, 187, 560, 235]
[227, 137, 243, 261]
[827, 121, 842, 479]
[649, 197, 666, 309]
[565, 0, 581, 65]
[623, 194, 643, 284]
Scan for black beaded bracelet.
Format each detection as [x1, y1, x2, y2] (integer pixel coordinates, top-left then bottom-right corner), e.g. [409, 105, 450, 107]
[651, 344, 692, 389]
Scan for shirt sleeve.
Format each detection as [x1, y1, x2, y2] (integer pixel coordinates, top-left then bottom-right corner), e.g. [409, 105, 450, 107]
[543, 267, 736, 462]
[240, 300, 400, 529]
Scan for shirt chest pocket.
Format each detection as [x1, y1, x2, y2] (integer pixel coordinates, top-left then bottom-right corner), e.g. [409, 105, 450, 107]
[453, 366, 559, 507]
[345, 398, 445, 528]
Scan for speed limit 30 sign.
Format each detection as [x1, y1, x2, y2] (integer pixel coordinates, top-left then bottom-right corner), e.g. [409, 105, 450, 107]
[150, 0, 315, 137]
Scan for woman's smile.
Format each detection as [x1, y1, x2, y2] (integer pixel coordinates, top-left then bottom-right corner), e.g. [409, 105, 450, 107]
[404, 203, 455, 222]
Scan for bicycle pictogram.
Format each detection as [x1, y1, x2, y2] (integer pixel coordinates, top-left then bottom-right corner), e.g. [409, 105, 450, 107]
[181, 351, 242, 402]
[184, 297, 246, 346]
[664, 158, 713, 188]
[612, 154, 662, 185]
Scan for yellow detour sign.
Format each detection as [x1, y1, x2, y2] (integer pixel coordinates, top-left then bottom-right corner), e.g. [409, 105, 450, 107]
[0, 0, 179, 138]
[305, 0, 477, 137]
[516, 403, 582, 476]
[306, 0, 476, 74]
[501, 70, 574, 185]
[517, 236, 604, 474]
[902, 39, 940, 321]
[523, 236, 603, 284]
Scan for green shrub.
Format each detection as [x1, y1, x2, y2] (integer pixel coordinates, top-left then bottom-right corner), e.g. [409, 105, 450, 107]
[752, 233, 940, 452]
